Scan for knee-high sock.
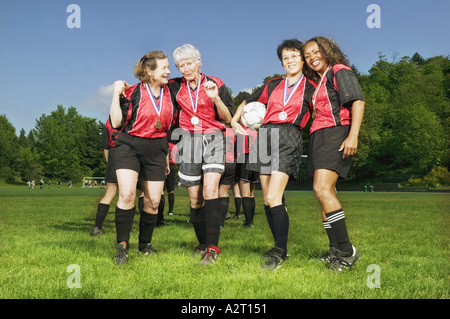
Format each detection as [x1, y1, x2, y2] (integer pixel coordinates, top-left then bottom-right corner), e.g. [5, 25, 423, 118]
[242, 197, 254, 225]
[115, 206, 135, 245]
[157, 194, 165, 223]
[95, 203, 109, 229]
[264, 205, 275, 240]
[234, 197, 242, 215]
[271, 205, 289, 251]
[204, 198, 221, 247]
[190, 206, 206, 249]
[326, 209, 352, 254]
[219, 197, 229, 227]
[138, 212, 158, 250]
[168, 193, 175, 214]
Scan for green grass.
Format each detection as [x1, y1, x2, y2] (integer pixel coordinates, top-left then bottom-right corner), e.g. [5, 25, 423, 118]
[0, 185, 448, 299]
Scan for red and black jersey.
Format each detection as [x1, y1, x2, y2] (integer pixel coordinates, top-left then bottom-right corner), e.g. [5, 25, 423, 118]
[245, 76, 314, 129]
[168, 74, 234, 133]
[168, 142, 177, 165]
[310, 64, 364, 134]
[102, 118, 120, 149]
[119, 82, 176, 139]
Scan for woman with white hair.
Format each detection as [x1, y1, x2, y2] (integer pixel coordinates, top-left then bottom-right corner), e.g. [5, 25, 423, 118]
[169, 44, 234, 266]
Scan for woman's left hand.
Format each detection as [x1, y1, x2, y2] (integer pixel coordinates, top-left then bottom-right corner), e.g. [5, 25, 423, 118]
[339, 135, 358, 159]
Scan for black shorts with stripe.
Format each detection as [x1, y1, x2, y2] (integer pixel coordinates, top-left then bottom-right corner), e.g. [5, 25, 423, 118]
[104, 147, 117, 184]
[176, 130, 225, 186]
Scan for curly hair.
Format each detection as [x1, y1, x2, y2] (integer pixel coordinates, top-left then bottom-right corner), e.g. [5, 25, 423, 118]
[134, 50, 168, 83]
[302, 36, 350, 83]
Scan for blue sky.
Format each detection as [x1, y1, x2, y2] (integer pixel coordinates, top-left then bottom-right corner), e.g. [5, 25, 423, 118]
[1, 0, 449, 134]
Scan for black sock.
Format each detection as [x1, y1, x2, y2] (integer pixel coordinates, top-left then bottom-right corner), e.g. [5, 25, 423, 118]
[250, 197, 256, 218]
[115, 206, 135, 245]
[242, 197, 253, 225]
[95, 203, 109, 229]
[138, 196, 144, 214]
[322, 220, 338, 249]
[138, 212, 158, 250]
[157, 194, 165, 223]
[190, 206, 206, 249]
[168, 193, 174, 214]
[234, 197, 242, 215]
[219, 197, 229, 227]
[264, 205, 275, 240]
[271, 205, 289, 251]
[204, 198, 221, 247]
[325, 209, 352, 254]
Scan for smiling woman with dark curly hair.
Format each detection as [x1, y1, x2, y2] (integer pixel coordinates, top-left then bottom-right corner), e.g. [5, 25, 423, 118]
[303, 36, 365, 272]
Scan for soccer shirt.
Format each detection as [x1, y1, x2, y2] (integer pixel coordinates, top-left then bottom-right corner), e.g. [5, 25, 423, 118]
[245, 76, 314, 129]
[119, 82, 176, 139]
[310, 64, 364, 134]
[102, 119, 120, 149]
[169, 74, 234, 133]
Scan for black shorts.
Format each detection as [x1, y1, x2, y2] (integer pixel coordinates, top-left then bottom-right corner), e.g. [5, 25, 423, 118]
[308, 125, 353, 179]
[220, 162, 236, 186]
[236, 153, 260, 183]
[247, 123, 303, 178]
[114, 133, 168, 182]
[104, 147, 117, 184]
[176, 130, 225, 186]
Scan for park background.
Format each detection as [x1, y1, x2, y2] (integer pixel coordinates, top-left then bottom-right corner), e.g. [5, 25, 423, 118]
[0, 0, 448, 301]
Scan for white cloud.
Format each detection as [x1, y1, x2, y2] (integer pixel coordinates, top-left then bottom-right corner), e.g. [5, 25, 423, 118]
[81, 84, 114, 121]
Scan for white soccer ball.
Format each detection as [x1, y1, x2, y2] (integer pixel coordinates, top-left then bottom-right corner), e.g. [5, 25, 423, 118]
[241, 101, 266, 129]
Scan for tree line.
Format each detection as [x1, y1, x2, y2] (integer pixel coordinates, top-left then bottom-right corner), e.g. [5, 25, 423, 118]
[0, 52, 448, 186]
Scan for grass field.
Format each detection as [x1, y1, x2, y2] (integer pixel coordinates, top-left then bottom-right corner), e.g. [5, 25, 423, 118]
[0, 184, 448, 300]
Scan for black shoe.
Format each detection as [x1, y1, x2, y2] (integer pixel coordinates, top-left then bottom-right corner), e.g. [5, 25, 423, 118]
[90, 226, 104, 236]
[317, 246, 336, 263]
[138, 243, 157, 255]
[233, 214, 241, 219]
[261, 247, 287, 270]
[200, 245, 221, 266]
[114, 242, 128, 265]
[328, 246, 360, 272]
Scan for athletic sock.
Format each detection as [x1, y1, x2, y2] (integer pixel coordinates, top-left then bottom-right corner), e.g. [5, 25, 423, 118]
[322, 220, 338, 249]
[264, 205, 276, 240]
[138, 212, 158, 250]
[250, 197, 256, 219]
[325, 209, 352, 254]
[138, 196, 144, 214]
[234, 197, 242, 216]
[95, 203, 109, 229]
[219, 197, 229, 227]
[242, 197, 253, 225]
[271, 204, 289, 251]
[115, 206, 135, 245]
[168, 193, 174, 214]
[190, 206, 206, 249]
[157, 194, 165, 224]
[204, 198, 221, 247]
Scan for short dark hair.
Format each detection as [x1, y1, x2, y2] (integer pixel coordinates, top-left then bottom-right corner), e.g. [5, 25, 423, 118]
[276, 39, 304, 62]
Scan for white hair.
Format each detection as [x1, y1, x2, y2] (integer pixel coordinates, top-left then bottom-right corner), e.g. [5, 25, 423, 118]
[173, 44, 202, 69]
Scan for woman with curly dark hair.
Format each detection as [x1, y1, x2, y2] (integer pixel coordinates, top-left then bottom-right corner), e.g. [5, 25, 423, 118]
[303, 36, 365, 271]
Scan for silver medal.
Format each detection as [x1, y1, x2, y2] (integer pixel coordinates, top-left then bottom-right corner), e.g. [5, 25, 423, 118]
[278, 111, 287, 121]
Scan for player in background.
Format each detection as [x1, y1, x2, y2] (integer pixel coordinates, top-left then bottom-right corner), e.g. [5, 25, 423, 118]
[231, 39, 314, 269]
[169, 44, 234, 265]
[110, 50, 175, 265]
[91, 119, 119, 236]
[303, 36, 364, 271]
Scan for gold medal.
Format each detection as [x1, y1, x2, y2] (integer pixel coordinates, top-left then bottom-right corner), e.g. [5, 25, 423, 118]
[155, 120, 162, 130]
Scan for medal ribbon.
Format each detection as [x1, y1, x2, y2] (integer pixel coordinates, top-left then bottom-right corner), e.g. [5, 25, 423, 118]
[284, 74, 303, 106]
[311, 65, 331, 119]
[187, 75, 201, 115]
[146, 83, 163, 118]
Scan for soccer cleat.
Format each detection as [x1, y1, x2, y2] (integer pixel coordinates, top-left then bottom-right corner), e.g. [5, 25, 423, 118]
[114, 242, 128, 265]
[317, 246, 337, 263]
[261, 246, 288, 270]
[200, 245, 221, 266]
[90, 226, 104, 236]
[138, 243, 157, 255]
[192, 247, 207, 257]
[328, 245, 360, 272]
